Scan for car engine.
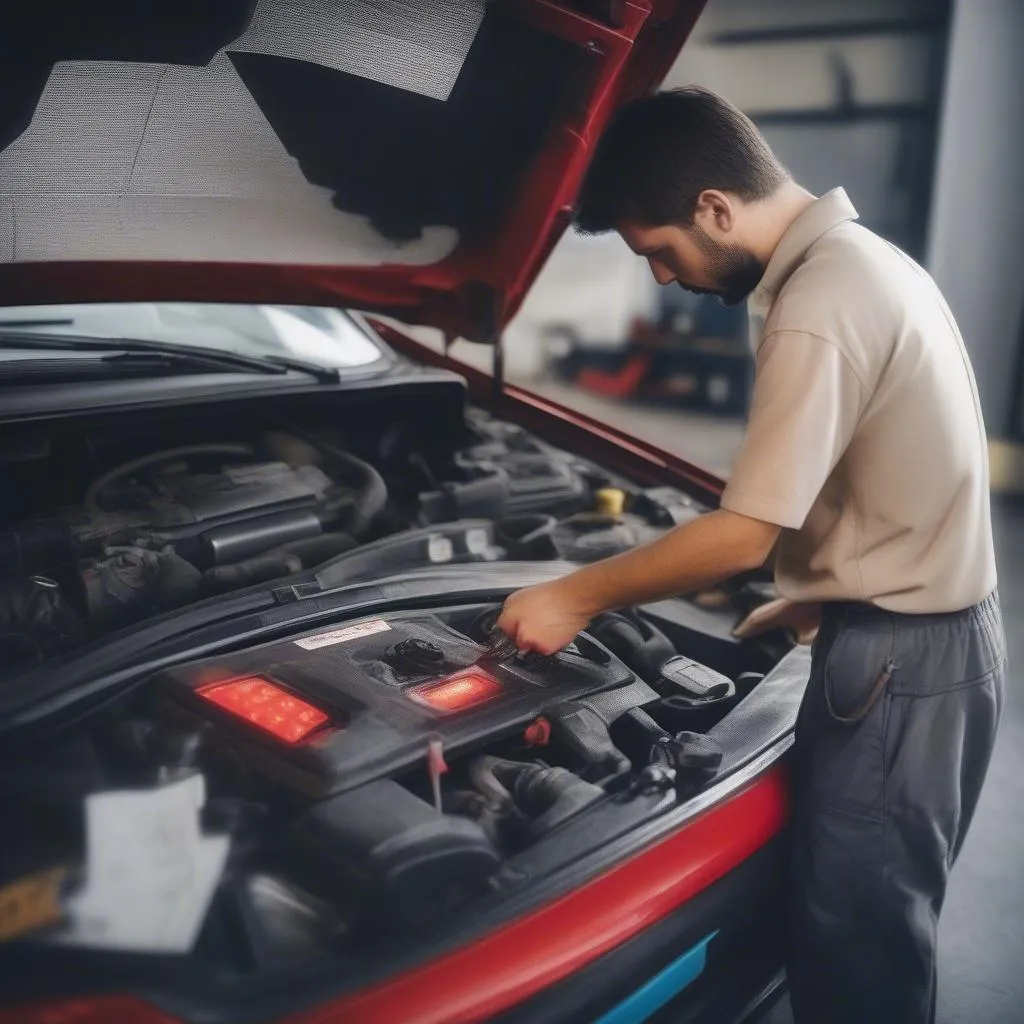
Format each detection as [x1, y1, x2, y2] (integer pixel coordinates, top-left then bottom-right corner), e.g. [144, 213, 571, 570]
[0, 404, 701, 675]
[0, 390, 797, 998]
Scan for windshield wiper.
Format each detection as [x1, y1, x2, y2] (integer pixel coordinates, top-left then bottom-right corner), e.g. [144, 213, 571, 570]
[0, 350, 250, 382]
[0, 329, 340, 382]
[0, 318, 76, 328]
[262, 353, 341, 383]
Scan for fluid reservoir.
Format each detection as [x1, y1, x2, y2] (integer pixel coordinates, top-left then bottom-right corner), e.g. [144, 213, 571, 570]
[594, 487, 626, 517]
[552, 488, 659, 563]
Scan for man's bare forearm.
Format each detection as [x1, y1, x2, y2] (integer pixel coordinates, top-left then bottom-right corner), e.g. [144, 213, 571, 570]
[566, 508, 780, 617]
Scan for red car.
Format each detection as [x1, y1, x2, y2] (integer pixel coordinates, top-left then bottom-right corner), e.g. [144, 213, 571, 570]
[0, 3, 805, 1022]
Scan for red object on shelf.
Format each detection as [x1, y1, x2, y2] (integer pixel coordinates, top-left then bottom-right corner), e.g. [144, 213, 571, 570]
[576, 354, 652, 399]
[409, 671, 503, 712]
[197, 677, 329, 744]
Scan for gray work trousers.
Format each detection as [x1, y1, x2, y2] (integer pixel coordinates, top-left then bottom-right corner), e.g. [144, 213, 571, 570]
[787, 591, 1006, 1024]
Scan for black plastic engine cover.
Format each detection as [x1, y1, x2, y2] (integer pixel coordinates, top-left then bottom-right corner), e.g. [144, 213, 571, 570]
[68, 461, 333, 544]
[155, 606, 638, 798]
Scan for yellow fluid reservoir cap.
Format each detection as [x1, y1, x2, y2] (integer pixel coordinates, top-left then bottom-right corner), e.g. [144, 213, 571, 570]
[594, 488, 626, 517]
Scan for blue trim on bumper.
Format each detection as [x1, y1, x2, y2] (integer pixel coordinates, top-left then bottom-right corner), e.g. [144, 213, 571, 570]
[594, 930, 719, 1024]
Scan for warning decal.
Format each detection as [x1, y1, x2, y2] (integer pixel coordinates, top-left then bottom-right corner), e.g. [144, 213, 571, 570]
[294, 620, 392, 650]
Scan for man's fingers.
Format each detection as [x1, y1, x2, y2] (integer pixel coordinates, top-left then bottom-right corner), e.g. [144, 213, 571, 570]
[732, 598, 821, 644]
[510, 626, 552, 655]
[732, 598, 791, 638]
[515, 629, 539, 653]
[495, 605, 516, 637]
[494, 609, 528, 651]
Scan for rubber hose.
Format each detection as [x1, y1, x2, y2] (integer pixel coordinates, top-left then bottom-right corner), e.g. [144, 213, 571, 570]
[204, 551, 303, 592]
[590, 612, 676, 681]
[511, 764, 596, 811]
[306, 441, 388, 539]
[281, 532, 358, 566]
[469, 756, 594, 815]
[202, 533, 354, 593]
[85, 443, 253, 514]
[468, 756, 521, 812]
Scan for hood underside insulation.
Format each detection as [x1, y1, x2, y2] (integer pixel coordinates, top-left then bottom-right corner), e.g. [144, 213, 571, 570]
[0, 0, 500, 267]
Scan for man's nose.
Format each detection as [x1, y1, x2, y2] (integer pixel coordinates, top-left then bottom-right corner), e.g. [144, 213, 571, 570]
[648, 258, 675, 286]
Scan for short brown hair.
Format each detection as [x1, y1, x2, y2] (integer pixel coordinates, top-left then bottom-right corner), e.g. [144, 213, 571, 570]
[575, 86, 788, 233]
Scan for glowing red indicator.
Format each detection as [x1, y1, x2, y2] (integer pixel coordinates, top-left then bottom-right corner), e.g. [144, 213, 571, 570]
[197, 677, 329, 744]
[409, 671, 503, 712]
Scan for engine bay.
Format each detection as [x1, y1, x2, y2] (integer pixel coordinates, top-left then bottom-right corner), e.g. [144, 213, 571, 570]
[0, 380, 799, 1007]
[0, 390, 704, 677]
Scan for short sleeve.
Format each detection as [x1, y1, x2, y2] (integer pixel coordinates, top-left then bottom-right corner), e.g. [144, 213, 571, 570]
[720, 331, 868, 530]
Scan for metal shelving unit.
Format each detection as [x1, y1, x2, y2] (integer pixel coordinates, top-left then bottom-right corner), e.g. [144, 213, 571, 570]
[691, 3, 954, 261]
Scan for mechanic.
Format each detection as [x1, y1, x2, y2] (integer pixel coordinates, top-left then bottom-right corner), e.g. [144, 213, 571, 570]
[496, 87, 1006, 1024]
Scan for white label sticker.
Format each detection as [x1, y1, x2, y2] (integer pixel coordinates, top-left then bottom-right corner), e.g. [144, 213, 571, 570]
[294, 619, 391, 650]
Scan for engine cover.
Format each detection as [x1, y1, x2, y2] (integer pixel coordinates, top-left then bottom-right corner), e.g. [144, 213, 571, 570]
[155, 606, 644, 797]
[69, 460, 334, 544]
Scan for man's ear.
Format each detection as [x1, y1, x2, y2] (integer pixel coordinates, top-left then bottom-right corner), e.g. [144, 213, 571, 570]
[693, 189, 735, 235]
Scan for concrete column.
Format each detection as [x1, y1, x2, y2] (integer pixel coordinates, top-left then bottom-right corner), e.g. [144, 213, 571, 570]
[926, 0, 1024, 438]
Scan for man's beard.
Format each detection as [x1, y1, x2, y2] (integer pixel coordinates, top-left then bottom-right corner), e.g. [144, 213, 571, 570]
[685, 225, 765, 306]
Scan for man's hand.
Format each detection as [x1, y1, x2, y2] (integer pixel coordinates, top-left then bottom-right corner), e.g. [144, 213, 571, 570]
[495, 509, 780, 654]
[733, 597, 821, 645]
[496, 578, 594, 655]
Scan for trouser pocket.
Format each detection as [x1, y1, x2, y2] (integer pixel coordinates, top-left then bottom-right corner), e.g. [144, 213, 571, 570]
[884, 665, 1003, 864]
[796, 620, 895, 819]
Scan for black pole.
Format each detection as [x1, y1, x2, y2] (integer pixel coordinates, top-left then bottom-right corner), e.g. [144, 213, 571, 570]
[492, 335, 505, 407]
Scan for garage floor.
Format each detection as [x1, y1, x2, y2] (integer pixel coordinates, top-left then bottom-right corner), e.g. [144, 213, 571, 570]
[523, 382, 1024, 1024]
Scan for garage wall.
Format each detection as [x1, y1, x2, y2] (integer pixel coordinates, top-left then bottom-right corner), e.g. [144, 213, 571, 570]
[664, 0, 948, 258]
[493, 0, 1024, 466]
[925, 0, 1024, 439]
[503, 0, 953, 385]
[500, 231, 659, 380]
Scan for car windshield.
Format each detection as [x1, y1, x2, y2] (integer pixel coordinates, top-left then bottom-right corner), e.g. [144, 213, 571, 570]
[0, 303, 387, 370]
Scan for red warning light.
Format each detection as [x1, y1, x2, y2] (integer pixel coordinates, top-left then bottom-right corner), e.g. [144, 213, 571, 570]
[197, 677, 329, 744]
[409, 671, 503, 712]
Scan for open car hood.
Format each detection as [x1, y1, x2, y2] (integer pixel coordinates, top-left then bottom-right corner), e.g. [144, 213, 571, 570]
[0, 0, 704, 342]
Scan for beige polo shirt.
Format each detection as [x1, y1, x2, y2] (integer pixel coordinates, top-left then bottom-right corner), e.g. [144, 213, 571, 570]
[719, 188, 997, 613]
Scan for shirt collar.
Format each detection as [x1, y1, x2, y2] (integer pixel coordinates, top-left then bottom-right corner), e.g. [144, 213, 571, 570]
[755, 187, 859, 302]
